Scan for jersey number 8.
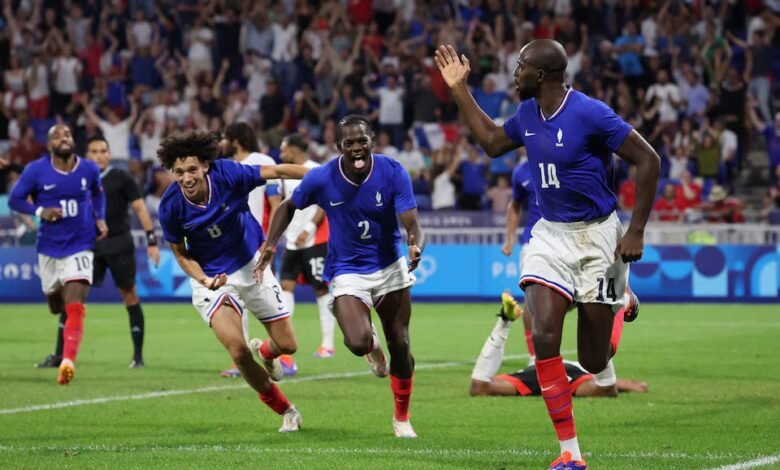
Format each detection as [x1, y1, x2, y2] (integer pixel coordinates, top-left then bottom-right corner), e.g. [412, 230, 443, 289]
[207, 224, 222, 238]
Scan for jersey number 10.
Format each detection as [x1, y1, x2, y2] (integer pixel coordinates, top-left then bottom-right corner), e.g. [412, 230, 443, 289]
[538, 163, 560, 189]
[59, 199, 78, 218]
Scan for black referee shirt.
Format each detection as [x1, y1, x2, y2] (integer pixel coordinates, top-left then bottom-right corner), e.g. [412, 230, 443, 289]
[95, 167, 141, 255]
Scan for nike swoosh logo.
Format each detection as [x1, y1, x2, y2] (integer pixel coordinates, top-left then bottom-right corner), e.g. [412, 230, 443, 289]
[541, 385, 555, 392]
[330, 201, 345, 206]
[278, 306, 284, 311]
[43, 184, 56, 190]
[524, 130, 536, 137]
[521, 180, 530, 186]
[183, 224, 194, 230]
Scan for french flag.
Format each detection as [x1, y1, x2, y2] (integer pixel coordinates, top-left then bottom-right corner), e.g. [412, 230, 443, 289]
[411, 123, 460, 150]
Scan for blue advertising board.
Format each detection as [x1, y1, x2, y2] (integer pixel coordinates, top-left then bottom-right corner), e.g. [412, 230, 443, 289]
[0, 245, 777, 302]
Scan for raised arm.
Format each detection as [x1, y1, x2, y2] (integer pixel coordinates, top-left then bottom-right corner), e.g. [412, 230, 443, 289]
[260, 163, 309, 180]
[399, 208, 424, 272]
[435, 45, 518, 157]
[615, 130, 661, 262]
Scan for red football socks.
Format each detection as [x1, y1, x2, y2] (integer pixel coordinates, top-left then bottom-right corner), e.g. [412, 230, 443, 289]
[62, 303, 86, 362]
[258, 384, 291, 415]
[259, 340, 279, 360]
[390, 374, 413, 421]
[536, 356, 576, 441]
[611, 309, 625, 357]
[524, 330, 536, 357]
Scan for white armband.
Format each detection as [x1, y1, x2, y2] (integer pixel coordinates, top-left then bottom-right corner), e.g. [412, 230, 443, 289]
[35, 207, 43, 217]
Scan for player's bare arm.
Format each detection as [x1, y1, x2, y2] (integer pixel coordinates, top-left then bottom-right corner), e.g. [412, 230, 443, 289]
[434, 45, 518, 157]
[95, 219, 108, 240]
[296, 206, 325, 247]
[254, 198, 298, 281]
[614, 130, 661, 263]
[170, 242, 227, 290]
[502, 200, 521, 256]
[399, 209, 424, 272]
[130, 198, 160, 267]
[260, 164, 309, 181]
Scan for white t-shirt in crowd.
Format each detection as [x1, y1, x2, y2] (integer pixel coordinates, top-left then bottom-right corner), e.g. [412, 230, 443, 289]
[139, 124, 163, 162]
[719, 128, 737, 161]
[98, 119, 131, 160]
[396, 149, 425, 173]
[188, 27, 214, 63]
[378, 87, 404, 125]
[431, 172, 456, 210]
[271, 23, 297, 62]
[275, 160, 322, 250]
[646, 82, 680, 123]
[53, 57, 82, 94]
[25, 64, 49, 100]
[131, 21, 153, 48]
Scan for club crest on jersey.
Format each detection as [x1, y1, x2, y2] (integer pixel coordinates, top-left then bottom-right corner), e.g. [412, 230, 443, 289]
[81, 177, 87, 190]
[375, 191, 383, 207]
[556, 128, 564, 147]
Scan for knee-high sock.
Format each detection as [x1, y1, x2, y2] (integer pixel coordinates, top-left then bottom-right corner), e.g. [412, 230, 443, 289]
[258, 384, 291, 415]
[471, 318, 511, 381]
[610, 309, 625, 357]
[55, 312, 66, 356]
[281, 291, 295, 317]
[62, 303, 86, 362]
[390, 374, 413, 421]
[536, 355, 581, 460]
[316, 293, 335, 350]
[259, 339, 280, 360]
[127, 304, 144, 359]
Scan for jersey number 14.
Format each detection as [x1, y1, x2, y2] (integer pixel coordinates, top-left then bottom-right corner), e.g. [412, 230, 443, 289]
[538, 163, 560, 189]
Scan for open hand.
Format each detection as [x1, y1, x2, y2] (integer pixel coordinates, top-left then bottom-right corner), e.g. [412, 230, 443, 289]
[253, 243, 275, 282]
[434, 45, 471, 90]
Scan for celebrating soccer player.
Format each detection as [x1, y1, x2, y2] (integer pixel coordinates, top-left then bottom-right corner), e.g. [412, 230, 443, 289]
[86, 136, 160, 369]
[156, 130, 308, 432]
[8, 124, 108, 385]
[255, 115, 425, 438]
[436, 40, 660, 469]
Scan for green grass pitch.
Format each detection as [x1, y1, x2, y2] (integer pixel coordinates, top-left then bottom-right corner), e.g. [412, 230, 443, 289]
[0, 303, 778, 469]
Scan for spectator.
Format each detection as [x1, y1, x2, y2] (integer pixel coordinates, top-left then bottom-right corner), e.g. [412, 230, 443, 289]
[645, 69, 681, 136]
[486, 174, 512, 213]
[396, 137, 426, 177]
[271, 14, 298, 99]
[132, 108, 163, 166]
[614, 22, 645, 90]
[84, 97, 138, 169]
[618, 166, 637, 212]
[748, 103, 780, 173]
[7, 126, 46, 166]
[456, 140, 486, 210]
[473, 75, 507, 120]
[50, 42, 82, 118]
[24, 53, 50, 119]
[653, 182, 684, 222]
[431, 147, 460, 211]
[694, 128, 722, 181]
[4, 55, 27, 113]
[376, 131, 399, 160]
[712, 118, 737, 183]
[704, 185, 745, 223]
[410, 75, 442, 124]
[726, 28, 773, 123]
[187, 17, 215, 76]
[676, 170, 703, 211]
[367, 74, 405, 148]
[259, 79, 289, 148]
[240, 10, 274, 58]
[668, 144, 690, 181]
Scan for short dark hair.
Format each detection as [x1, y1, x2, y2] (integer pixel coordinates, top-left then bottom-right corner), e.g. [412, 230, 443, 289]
[224, 122, 260, 153]
[283, 133, 308, 152]
[86, 135, 109, 149]
[336, 114, 374, 142]
[157, 130, 220, 169]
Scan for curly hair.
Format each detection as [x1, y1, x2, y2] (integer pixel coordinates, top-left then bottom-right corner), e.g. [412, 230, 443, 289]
[157, 130, 220, 169]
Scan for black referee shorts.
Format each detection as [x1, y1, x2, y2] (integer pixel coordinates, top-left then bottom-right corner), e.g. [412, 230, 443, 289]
[93, 248, 137, 291]
[279, 243, 328, 290]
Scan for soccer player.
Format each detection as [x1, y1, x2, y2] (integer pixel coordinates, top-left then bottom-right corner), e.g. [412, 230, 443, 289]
[85, 136, 160, 368]
[217, 121, 284, 378]
[157, 130, 307, 432]
[255, 115, 424, 438]
[436, 40, 660, 468]
[469, 299, 647, 398]
[276, 133, 335, 358]
[8, 124, 108, 385]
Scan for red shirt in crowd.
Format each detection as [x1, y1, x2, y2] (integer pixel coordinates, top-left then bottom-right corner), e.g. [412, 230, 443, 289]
[653, 197, 684, 222]
[675, 182, 702, 210]
[618, 179, 636, 210]
[347, 0, 373, 25]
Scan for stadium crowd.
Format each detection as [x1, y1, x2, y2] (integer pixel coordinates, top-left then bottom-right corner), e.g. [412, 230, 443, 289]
[0, 0, 779, 224]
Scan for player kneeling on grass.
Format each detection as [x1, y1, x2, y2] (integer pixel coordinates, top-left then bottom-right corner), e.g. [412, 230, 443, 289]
[157, 130, 308, 432]
[470, 293, 647, 398]
[255, 115, 425, 438]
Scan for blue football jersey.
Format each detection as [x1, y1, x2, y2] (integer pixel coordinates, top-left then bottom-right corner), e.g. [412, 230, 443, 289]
[503, 88, 632, 222]
[291, 154, 417, 281]
[158, 159, 267, 276]
[9, 156, 105, 257]
[511, 161, 542, 244]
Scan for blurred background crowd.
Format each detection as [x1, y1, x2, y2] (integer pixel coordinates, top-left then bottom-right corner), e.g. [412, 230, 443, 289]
[0, 0, 779, 225]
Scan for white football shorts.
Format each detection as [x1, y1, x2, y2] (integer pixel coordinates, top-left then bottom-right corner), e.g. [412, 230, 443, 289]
[520, 212, 628, 308]
[38, 250, 94, 294]
[331, 257, 415, 309]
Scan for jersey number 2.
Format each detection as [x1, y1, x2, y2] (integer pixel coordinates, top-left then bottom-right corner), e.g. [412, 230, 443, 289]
[358, 220, 371, 239]
[538, 163, 560, 189]
[596, 277, 617, 302]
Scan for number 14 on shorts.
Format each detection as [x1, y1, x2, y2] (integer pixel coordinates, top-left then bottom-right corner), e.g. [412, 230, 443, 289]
[596, 277, 616, 302]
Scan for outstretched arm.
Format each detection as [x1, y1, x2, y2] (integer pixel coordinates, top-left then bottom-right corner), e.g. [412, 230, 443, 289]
[615, 130, 661, 262]
[399, 208, 424, 272]
[254, 198, 297, 280]
[434, 45, 519, 157]
[170, 242, 227, 290]
[260, 164, 309, 180]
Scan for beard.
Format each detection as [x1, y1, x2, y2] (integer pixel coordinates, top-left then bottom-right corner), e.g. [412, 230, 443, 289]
[51, 143, 74, 159]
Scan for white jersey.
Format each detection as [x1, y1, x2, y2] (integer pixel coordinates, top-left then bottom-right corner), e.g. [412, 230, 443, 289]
[238, 152, 277, 229]
[277, 160, 321, 250]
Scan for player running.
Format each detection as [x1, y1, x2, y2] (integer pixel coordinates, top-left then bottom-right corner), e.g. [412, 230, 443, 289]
[436, 40, 659, 468]
[255, 115, 425, 438]
[157, 130, 307, 432]
[276, 133, 335, 358]
[8, 124, 108, 385]
[85, 136, 160, 368]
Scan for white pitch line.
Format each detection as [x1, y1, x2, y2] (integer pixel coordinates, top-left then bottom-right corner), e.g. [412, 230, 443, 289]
[0, 353, 549, 416]
[708, 455, 780, 470]
[0, 444, 750, 461]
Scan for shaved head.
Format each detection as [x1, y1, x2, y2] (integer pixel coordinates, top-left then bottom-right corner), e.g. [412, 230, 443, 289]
[47, 124, 75, 159]
[519, 40, 568, 76]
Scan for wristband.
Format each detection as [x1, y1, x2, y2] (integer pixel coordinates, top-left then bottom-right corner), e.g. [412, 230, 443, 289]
[35, 207, 43, 217]
[303, 222, 317, 235]
[146, 230, 158, 247]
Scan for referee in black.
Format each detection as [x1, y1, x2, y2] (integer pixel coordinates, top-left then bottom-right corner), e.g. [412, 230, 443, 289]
[85, 136, 159, 368]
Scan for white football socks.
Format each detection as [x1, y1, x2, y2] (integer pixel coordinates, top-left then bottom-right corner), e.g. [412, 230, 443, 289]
[593, 359, 617, 387]
[560, 437, 583, 461]
[316, 293, 336, 350]
[471, 318, 512, 382]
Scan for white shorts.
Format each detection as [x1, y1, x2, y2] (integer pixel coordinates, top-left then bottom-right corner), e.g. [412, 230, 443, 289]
[38, 250, 94, 294]
[331, 257, 415, 309]
[191, 253, 290, 328]
[520, 212, 628, 307]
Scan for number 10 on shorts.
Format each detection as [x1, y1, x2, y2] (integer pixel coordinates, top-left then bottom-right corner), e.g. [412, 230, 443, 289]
[596, 277, 616, 302]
